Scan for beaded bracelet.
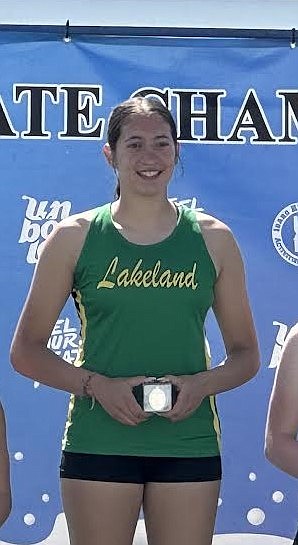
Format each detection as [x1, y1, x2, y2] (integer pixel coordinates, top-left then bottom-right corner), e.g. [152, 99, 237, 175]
[82, 372, 96, 410]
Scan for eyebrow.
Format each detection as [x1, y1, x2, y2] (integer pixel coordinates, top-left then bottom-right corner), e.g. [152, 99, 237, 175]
[124, 134, 171, 142]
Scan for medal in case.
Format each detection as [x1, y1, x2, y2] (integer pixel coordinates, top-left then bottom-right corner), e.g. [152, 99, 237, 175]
[133, 379, 178, 412]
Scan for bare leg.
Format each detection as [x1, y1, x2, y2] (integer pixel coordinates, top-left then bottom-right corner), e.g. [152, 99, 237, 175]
[61, 479, 144, 545]
[143, 480, 220, 545]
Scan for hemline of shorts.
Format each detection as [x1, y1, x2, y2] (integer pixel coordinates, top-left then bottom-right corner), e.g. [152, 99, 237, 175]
[60, 451, 222, 484]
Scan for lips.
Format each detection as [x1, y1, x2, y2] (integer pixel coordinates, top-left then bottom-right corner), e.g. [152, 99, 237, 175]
[137, 170, 161, 179]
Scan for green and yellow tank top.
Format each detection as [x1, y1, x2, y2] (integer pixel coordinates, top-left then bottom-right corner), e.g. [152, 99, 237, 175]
[63, 203, 221, 457]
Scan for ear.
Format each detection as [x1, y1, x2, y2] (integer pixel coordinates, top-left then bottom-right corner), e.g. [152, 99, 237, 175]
[103, 143, 115, 166]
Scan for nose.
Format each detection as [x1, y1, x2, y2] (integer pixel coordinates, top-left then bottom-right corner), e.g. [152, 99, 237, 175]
[138, 146, 159, 165]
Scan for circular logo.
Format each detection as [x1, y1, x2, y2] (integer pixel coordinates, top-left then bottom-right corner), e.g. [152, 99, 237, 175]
[271, 203, 298, 266]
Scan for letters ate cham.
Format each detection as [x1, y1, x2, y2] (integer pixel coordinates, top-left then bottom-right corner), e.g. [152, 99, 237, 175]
[1, 85, 298, 143]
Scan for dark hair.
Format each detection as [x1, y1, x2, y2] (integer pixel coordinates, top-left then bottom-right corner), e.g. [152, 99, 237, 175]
[107, 96, 178, 198]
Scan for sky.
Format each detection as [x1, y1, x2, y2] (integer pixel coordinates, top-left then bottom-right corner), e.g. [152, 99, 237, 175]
[0, 0, 297, 29]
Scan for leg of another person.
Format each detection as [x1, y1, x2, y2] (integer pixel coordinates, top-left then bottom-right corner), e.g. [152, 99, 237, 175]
[143, 480, 220, 545]
[61, 479, 144, 545]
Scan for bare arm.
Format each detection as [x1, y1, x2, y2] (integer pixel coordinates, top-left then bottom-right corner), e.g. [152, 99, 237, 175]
[10, 213, 103, 395]
[0, 404, 11, 526]
[200, 220, 260, 395]
[158, 218, 260, 423]
[10, 214, 148, 426]
[265, 323, 298, 477]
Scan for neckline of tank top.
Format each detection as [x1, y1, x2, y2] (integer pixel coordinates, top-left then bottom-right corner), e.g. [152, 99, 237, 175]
[107, 201, 185, 248]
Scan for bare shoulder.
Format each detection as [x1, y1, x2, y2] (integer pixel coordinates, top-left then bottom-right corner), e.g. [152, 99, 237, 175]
[272, 323, 298, 404]
[287, 323, 298, 340]
[281, 323, 298, 361]
[38, 208, 98, 266]
[196, 211, 229, 230]
[195, 211, 239, 275]
[196, 211, 233, 239]
[49, 208, 96, 239]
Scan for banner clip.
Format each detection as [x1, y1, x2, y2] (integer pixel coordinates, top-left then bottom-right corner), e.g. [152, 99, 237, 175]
[290, 27, 296, 49]
[63, 19, 71, 43]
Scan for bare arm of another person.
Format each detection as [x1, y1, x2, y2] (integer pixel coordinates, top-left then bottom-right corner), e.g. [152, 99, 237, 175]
[163, 216, 260, 422]
[10, 213, 148, 426]
[265, 323, 298, 477]
[0, 404, 11, 526]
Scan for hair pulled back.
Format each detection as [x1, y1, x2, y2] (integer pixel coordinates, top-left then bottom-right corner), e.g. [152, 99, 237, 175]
[107, 96, 178, 199]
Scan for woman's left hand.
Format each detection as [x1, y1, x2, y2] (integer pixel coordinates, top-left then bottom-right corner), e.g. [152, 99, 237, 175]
[158, 374, 206, 422]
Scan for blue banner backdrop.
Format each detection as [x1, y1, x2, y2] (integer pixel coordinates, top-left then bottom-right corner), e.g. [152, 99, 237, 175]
[0, 29, 297, 544]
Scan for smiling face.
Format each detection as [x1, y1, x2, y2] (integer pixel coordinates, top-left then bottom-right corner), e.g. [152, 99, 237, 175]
[104, 112, 178, 198]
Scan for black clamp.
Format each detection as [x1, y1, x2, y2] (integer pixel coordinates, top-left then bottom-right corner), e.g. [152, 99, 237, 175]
[291, 28, 296, 49]
[64, 19, 71, 43]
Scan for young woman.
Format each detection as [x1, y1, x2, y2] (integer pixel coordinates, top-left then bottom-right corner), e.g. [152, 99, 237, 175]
[265, 323, 298, 476]
[265, 323, 298, 544]
[10, 96, 260, 545]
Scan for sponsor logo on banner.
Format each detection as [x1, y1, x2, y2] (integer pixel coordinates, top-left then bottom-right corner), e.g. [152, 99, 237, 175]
[271, 202, 298, 266]
[170, 196, 204, 211]
[18, 195, 72, 263]
[268, 320, 290, 368]
[47, 317, 80, 363]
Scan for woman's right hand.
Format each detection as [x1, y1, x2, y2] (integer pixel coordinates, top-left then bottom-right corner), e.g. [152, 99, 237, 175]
[90, 374, 150, 426]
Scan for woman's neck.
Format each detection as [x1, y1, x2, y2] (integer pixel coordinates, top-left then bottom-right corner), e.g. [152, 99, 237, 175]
[110, 196, 179, 244]
[111, 196, 176, 230]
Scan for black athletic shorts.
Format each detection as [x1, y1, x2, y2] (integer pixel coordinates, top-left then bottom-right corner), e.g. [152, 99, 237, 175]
[60, 452, 222, 484]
